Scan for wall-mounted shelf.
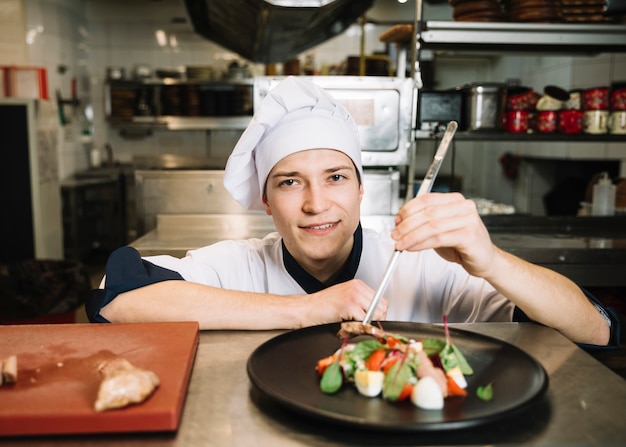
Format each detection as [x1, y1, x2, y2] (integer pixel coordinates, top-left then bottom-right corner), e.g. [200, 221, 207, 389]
[419, 21, 626, 54]
[105, 79, 253, 131]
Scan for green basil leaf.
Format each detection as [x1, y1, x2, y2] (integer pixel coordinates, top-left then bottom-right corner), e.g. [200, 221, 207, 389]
[451, 344, 473, 375]
[439, 342, 457, 371]
[438, 340, 473, 375]
[351, 340, 386, 361]
[476, 383, 494, 401]
[382, 360, 413, 401]
[320, 361, 343, 394]
[421, 337, 446, 356]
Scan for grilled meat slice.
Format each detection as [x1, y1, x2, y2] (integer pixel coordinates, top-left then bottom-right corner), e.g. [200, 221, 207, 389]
[94, 358, 160, 412]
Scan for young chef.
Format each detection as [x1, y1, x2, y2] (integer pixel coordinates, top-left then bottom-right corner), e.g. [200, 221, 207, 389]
[86, 76, 618, 348]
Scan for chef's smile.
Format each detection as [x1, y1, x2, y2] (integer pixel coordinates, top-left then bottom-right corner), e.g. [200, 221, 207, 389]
[301, 222, 339, 233]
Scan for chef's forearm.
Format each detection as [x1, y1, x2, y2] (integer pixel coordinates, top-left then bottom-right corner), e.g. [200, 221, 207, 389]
[484, 247, 610, 346]
[99, 280, 307, 330]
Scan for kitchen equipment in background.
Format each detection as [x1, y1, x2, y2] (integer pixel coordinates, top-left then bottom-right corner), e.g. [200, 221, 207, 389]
[156, 67, 185, 80]
[132, 64, 152, 80]
[505, 86, 536, 111]
[186, 66, 215, 80]
[583, 86, 610, 110]
[105, 77, 253, 121]
[536, 85, 568, 111]
[566, 89, 582, 110]
[135, 170, 248, 235]
[135, 86, 153, 116]
[199, 82, 252, 116]
[611, 82, 626, 110]
[227, 61, 251, 80]
[504, 110, 529, 133]
[106, 81, 139, 119]
[536, 95, 561, 111]
[345, 55, 393, 76]
[462, 83, 507, 131]
[561, 0, 617, 22]
[134, 154, 221, 171]
[508, 0, 560, 22]
[106, 66, 126, 80]
[592, 172, 616, 216]
[64, 164, 128, 261]
[536, 110, 558, 133]
[417, 89, 463, 131]
[283, 59, 301, 76]
[558, 109, 584, 133]
[450, 0, 504, 22]
[584, 110, 609, 134]
[89, 146, 102, 168]
[183, 0, 375, 63]
[161, 84, 183, 116]
[361, 169, 401, 215]
[609, 110, 626, 134]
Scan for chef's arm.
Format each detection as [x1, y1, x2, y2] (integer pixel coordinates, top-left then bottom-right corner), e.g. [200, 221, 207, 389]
[478, 246, 611, 346]
[85, 246, 388, 329]
[97, 279, 387, 330]
[393, 192, 613, 347]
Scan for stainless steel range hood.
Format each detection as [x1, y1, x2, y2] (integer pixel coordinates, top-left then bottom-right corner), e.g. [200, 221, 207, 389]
[182, 0, 376, 63]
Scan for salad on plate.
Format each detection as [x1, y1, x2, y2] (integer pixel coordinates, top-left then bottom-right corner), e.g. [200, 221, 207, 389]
[316, 318, 483, 410]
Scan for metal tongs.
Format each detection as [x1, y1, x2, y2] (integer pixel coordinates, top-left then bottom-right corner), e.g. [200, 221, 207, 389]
[362, 121, 458, 324]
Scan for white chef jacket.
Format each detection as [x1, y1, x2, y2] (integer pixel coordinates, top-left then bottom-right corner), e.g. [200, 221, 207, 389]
[142, 228, 515, 324]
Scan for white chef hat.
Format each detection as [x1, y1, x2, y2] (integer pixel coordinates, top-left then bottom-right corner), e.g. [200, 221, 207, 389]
[223, 76, 362, 210]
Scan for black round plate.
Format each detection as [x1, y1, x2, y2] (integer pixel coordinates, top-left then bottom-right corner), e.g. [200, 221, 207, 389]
[247, 322, 548, 431]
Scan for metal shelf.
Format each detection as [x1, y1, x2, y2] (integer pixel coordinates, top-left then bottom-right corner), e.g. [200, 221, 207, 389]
[106, 78, 254, 87]
[107, 116, 252, 131]
[416, 130, 626, 142]
[419, 21, 626, 54]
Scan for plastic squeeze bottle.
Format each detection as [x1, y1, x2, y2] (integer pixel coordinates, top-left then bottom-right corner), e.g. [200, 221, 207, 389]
[591, 172, 616, 216]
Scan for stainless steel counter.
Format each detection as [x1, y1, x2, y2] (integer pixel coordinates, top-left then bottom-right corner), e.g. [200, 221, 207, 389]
[483, 215, 626, 287]
[130, 214, 277, 257]
[8, 323, 626, 446]
[131, 214, 626, 287]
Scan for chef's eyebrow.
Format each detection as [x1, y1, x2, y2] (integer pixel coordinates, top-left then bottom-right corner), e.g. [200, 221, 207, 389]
[270, 165, 354, 179]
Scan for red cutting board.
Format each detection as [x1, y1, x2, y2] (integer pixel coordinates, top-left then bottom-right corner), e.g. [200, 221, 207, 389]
[0, 321, 199, 436]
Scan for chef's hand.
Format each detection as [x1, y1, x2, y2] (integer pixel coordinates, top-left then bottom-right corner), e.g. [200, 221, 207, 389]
[391, 192, 496, 279]
[306, 279, 388, 325]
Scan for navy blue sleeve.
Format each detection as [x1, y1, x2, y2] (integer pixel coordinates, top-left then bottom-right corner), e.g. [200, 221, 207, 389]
[512, 287, 620, 351]
[85, 246, 184, 323]
[577, 288, 621, 351]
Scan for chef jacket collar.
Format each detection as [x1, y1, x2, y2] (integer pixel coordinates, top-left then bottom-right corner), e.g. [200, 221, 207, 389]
[282, 223, 363, 294]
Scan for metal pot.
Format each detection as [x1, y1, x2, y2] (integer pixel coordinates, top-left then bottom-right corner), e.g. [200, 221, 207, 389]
[463, 83, 507, 131]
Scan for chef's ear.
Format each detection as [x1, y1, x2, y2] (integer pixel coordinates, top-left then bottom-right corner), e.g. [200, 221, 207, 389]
[356, 168, 364, 203]
[262, 194, 272, 216]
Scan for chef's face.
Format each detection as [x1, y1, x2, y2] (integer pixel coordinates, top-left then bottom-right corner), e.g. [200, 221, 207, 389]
[263, 149, 363, 277]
